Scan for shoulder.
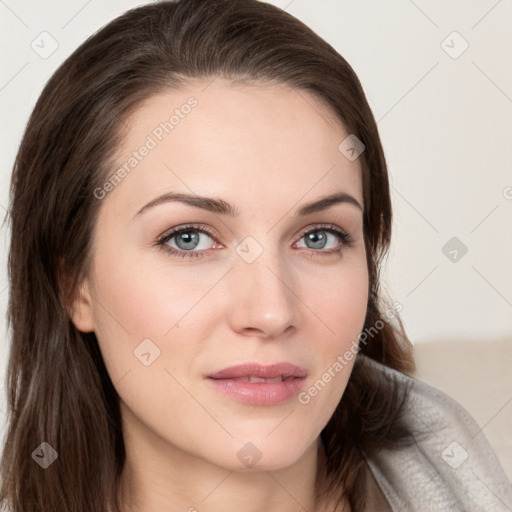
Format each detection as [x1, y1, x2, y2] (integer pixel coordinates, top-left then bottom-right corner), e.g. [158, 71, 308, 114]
[361, 356, 512, 512]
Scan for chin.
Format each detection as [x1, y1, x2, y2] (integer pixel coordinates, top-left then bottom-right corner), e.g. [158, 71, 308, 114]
[210, 435, 313, 472]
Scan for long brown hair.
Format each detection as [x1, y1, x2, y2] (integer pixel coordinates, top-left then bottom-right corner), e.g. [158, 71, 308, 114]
[1, 1, 415, 511]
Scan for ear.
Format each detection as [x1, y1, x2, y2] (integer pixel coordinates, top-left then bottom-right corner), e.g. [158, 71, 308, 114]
[70, 279, 95, 333]
[58, 257, 95, 333]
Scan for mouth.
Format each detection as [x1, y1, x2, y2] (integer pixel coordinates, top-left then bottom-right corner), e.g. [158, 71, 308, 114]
[222, 375, 296, 383]
[206, 362, 308, 380]
[205, 362, 308, 406]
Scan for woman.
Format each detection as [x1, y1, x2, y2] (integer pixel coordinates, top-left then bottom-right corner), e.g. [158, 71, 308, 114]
[1, 1, 510, 511]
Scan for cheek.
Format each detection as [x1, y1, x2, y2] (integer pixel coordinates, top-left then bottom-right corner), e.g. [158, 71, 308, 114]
[88, 246, 227, 379]
[333, 267, 369, 347]
[308, 254, 369, 347]
[299, 255, 369, 402]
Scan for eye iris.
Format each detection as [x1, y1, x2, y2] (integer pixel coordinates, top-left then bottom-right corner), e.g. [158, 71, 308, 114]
[305, 231, 327, 249]
[175, 231, 200, 250]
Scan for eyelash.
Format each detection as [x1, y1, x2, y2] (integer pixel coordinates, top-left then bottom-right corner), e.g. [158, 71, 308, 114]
[155, 223, 354, 260]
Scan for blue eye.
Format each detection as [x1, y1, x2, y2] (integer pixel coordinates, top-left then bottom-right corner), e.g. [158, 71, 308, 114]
[156, 224, 216, 259]
[156, 223, 354, 260]
[166, 228, 212, 251]
[296, 227, 350, 251]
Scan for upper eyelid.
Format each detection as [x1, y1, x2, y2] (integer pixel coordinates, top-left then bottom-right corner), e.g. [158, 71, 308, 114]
[159, 224, 216, 242]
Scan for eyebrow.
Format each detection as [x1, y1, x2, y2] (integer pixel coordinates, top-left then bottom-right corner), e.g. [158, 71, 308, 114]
[133, 191, 363, 219]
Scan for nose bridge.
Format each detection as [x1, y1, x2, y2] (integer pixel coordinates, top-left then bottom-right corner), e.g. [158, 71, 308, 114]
[230, 235, 299, 337]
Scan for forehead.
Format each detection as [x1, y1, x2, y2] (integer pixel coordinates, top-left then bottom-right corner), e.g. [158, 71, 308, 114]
[108, 77, 363, 212]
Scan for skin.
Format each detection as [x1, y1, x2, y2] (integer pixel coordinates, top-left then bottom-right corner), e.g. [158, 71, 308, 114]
[71, 77, 368, 512]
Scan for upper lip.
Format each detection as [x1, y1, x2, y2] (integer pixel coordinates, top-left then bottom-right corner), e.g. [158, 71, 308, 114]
[206, 363, 308, 380]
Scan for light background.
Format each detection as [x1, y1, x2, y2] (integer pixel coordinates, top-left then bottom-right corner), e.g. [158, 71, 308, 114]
[0, 0, 511, 475]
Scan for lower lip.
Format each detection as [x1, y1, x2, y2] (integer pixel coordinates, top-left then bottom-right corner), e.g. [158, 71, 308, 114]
[206, 377, 307, 406]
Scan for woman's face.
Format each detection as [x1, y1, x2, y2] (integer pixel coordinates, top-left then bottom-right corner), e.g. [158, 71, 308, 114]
[71, 78, 368, 471]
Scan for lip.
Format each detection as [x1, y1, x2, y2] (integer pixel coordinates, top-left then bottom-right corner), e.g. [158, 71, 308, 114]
[207, 362, 308, 380]
[205, 363, 308, 406]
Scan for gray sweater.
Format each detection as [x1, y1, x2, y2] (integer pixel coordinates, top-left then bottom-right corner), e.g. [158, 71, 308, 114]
[362, 357, 512, 511]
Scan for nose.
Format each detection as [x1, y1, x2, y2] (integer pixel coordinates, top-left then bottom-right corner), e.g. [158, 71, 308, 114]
[228, 245, 300, 340]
